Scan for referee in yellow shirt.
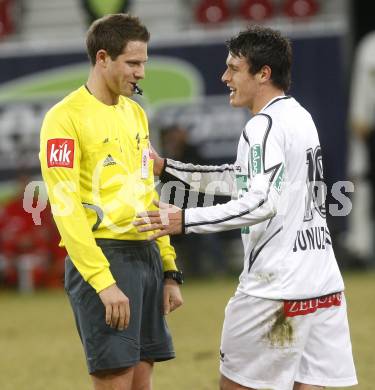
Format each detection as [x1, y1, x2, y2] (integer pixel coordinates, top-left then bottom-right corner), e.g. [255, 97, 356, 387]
[39, 14, 183, 390]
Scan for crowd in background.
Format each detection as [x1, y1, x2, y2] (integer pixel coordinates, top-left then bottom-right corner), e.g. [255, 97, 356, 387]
[0, 174, 66, 290]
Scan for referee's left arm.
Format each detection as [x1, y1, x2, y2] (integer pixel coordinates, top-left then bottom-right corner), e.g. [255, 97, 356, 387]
[151, 191, 178, 272]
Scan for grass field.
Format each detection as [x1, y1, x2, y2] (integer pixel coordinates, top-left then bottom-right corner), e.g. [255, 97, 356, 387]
[0, 271, 374, 390]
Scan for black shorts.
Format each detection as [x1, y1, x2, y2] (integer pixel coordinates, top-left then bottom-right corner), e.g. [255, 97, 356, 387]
[64, 239, 175, 374]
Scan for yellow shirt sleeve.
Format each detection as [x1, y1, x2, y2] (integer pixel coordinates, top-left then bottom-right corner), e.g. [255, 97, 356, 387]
[134, 103, 178, 272]
[156, 234, 178, 272]
[39, 107, 115, 293]
[149, 191, 178, 271]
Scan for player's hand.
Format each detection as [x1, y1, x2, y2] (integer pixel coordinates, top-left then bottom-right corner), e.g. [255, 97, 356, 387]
[163, 279, 183, 315]
[149, 144, 165, 176]
[98, 284, 130, 331]
[134, 200, 183, 239]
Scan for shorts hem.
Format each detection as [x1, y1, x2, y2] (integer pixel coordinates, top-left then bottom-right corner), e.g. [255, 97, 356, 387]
[89, 360, 139, 375]
[220, 365, 278, 389]
[295, 374, 358, 387]
[141, 352, 175, 362]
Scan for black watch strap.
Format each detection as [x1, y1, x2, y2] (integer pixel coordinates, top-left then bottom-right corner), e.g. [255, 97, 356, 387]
[164, 270, 184, 285]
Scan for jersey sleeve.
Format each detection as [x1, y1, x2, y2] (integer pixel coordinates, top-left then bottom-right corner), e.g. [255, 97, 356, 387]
[184, 114, 286, 233]
[39, 107, 116, 293]
[160, 159, 236, 196]
[150, 190, 178, 271]
[155, 235, 177, 271]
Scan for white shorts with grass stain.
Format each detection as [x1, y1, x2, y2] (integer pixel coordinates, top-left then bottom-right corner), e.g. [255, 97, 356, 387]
[220, 291, 357, 390]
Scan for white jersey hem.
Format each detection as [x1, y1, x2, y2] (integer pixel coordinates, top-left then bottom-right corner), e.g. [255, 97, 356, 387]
[236, 285, 345, 300]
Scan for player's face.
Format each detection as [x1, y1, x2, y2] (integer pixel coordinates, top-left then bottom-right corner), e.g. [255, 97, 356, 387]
[105, 40, 148, 97]
[222, 53, 258, 110]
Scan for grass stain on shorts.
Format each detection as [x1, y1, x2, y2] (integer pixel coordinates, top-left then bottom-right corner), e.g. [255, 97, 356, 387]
[264, 307, 294, 347]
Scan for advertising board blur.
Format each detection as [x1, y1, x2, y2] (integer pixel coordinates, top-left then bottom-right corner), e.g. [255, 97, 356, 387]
[0, 34, 347, 184]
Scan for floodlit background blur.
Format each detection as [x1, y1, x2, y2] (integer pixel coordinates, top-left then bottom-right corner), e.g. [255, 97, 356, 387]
[0, 0, 374, 389]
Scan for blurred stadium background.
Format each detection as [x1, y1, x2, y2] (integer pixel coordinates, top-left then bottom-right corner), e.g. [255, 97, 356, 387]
[0, 0, 374, 388]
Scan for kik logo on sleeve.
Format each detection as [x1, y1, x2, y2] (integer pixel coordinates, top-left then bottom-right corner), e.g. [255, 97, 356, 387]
[47, 138, 75, 168]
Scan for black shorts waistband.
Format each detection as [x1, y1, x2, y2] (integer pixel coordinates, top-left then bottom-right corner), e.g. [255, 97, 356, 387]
[95, 239, 153, 248]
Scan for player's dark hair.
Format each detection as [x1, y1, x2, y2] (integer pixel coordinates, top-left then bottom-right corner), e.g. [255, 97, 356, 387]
[86, 13, 150, 65]
[226, 25, 292, 91]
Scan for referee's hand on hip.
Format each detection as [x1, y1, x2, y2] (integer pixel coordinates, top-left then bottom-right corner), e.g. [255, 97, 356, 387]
[98, 284, 130, 331]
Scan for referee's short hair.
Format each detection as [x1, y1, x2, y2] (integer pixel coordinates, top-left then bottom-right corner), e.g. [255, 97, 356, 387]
[226, 25, 292, 92]
[86, 13, 150, 65]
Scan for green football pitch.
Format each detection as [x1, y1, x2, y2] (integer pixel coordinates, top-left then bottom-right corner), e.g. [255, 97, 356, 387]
[0, 271, 373, 390]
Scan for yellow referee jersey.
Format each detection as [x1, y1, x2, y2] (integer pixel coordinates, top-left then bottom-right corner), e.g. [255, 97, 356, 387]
[40, 86, 177, 292]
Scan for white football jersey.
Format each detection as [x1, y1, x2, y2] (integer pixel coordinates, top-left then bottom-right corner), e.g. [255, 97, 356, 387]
[162, 96, 344, 299]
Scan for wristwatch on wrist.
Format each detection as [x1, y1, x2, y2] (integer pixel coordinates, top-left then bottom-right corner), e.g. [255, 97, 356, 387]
[164, 270, 184, 285]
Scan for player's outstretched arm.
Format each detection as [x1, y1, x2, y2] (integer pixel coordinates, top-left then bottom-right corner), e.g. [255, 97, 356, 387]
[134, 200, 183, 239]
[150, 144, 236, 196]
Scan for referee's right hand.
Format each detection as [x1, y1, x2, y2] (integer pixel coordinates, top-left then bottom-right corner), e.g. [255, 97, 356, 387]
[98, 284, 130, 331]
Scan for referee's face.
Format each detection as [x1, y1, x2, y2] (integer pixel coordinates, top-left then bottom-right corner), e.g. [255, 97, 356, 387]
[222, 53, 258, 111]
[104, 40, 148, 98]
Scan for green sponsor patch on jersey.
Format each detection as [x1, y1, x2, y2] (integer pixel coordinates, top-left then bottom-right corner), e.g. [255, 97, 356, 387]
[250, 144, 262, 177]
[235, 174, 250, 234]
[274, 164, 285, 193]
